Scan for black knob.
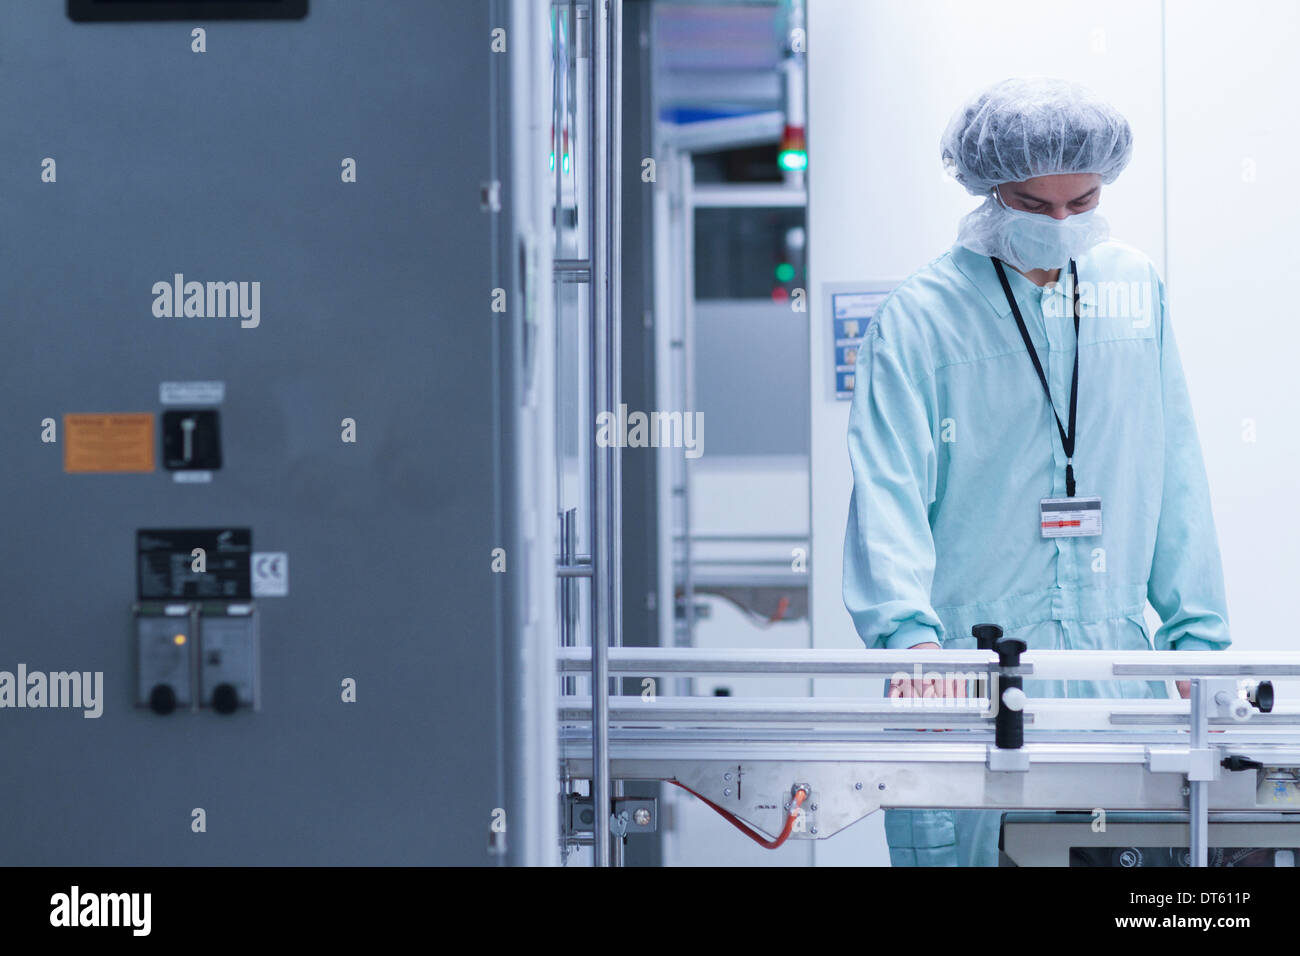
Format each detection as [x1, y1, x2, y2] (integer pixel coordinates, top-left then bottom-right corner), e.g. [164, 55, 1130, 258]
[1249, 681, 1274, 714]
[212, 683, 240, 714]
[971, 624, 1003, 650]
[1221, 755, 1264, 772]
[995, 636, 1028, 667]
[149, 684, 177, 715]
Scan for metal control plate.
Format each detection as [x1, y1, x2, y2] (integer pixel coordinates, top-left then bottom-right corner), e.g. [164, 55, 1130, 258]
[136, 612, 194, 711]
[199, 610, 260, 712]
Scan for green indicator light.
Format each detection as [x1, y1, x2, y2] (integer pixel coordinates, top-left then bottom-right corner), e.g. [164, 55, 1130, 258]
[775, 262, 795, 282]
[778, 149, 808, 171]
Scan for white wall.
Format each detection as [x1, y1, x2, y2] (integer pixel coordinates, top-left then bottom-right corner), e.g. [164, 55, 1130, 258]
[807, 0, 1167, 866]
[1165, 1, 1300, 667]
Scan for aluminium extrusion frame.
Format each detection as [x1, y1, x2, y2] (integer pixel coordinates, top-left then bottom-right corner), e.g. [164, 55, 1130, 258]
[587, 0, 622, 868]
[558, 648, 1300, 866]
[550, 0, 622, 868]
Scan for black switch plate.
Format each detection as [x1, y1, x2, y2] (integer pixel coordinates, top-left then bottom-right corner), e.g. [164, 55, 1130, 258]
[162, 409, 222, 470]
[137, 528, 252, 600]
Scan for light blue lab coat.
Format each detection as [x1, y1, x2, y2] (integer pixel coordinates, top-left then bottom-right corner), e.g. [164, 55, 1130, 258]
[842, 239, 1231, 867]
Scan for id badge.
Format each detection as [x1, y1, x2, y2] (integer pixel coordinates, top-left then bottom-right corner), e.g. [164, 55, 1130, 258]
[1040, 496, 1102, 537]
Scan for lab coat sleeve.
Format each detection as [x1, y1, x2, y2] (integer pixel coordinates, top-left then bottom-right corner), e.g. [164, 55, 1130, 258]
[1147, 277, 1231, 652]
[842, 320, 945, 650]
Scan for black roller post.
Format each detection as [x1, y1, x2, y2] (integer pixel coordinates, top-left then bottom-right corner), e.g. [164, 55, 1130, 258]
[971, 624, 1003, 650]
[995, 636, 1028, 750]
[971, 624, 1002, 700]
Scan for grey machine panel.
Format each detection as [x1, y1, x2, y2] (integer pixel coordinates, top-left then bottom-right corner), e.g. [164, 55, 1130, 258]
[0, 2, 503, 863]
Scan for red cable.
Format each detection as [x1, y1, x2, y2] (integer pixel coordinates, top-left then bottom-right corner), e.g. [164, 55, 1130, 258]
[768, 595, 791, 624]
[669, 780, 807, 849]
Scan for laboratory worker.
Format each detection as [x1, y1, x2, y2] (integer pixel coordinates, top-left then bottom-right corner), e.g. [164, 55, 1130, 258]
[842, 76, 1231, 867]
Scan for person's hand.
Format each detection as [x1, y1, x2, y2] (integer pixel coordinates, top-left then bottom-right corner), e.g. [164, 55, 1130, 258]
[888, 642, 967, 699]
[1177, 680, 1190, 699]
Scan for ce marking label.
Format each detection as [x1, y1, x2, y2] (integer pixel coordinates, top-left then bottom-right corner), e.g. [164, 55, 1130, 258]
[251, 552, 289, 597]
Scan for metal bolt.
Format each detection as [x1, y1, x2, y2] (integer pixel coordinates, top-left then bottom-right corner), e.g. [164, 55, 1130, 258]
[810, 826, 818, 835]
[810, 803, 818, 812]
[855, 782, 863, 791]
[723, 787, 732, 797]
[878, 783, 886, 791]
[723, 773, 733, 782]
[633, 808, 651, 826]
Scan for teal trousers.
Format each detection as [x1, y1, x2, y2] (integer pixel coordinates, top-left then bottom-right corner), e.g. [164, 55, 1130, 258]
[884, 808, 1004, 867]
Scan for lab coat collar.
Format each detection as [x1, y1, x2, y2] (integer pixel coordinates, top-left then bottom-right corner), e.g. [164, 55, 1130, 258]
[950, 242, 1071, 318]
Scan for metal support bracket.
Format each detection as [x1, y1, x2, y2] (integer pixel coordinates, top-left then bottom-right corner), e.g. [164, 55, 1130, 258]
[987, 747, 1030, 773]
[565, 793, 657, 838]
[1146, 746, 1221, 782]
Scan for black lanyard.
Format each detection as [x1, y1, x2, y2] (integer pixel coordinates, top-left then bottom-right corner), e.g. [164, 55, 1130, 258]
[992, 257, 1082, 497]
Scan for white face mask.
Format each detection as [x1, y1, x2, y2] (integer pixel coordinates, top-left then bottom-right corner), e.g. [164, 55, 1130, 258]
[987, 186, 1108, 270]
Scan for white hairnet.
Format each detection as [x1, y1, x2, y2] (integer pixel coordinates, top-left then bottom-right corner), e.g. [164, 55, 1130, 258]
[941, 76, 1133, 195]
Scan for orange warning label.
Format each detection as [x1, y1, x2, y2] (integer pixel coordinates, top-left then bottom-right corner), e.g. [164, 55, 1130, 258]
[64, 414, 156, 473]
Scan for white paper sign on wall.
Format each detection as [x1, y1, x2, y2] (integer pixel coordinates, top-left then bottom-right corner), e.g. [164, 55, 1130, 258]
[160, 380, 226, 405]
